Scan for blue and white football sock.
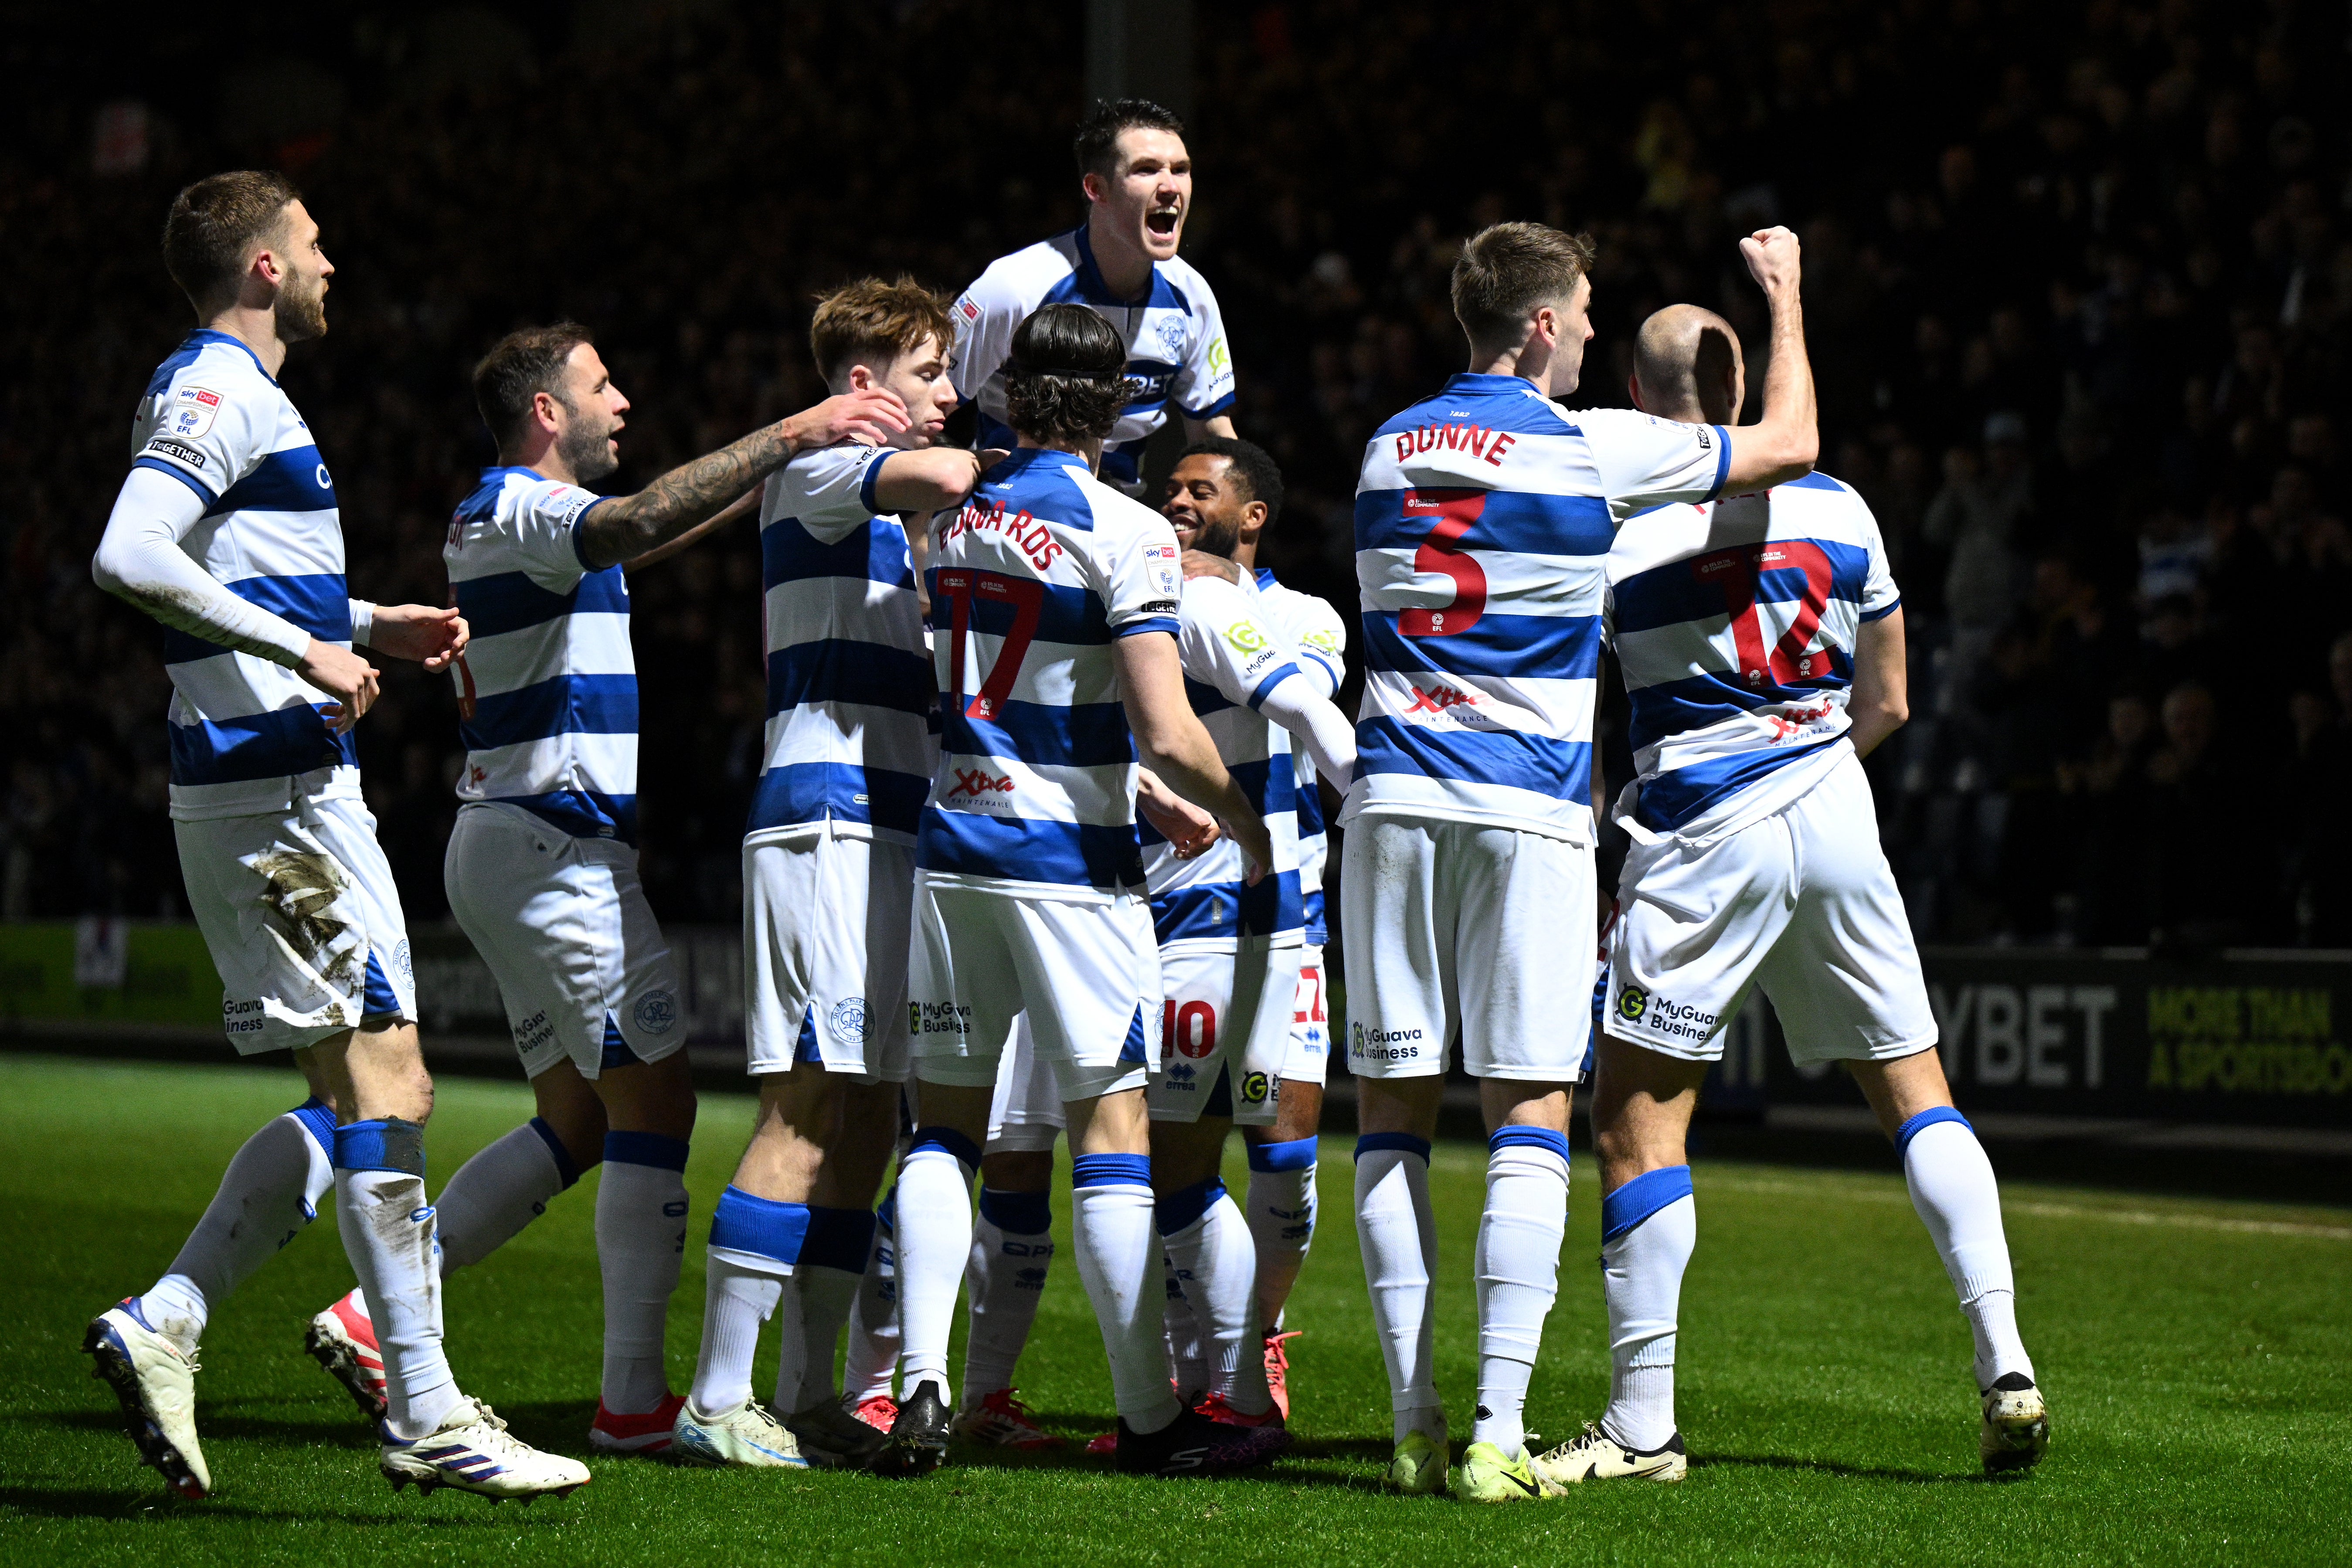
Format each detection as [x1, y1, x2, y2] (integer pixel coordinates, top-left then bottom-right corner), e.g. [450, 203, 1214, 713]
[962, 1186, 1053, 1403]
[1899, 1110, 2034, 1387]
[775, 1207, 874, 1412]
[334, 1119, 461, 1440]
[690, 1185, 800, 1413]
[435, 1117, 581, 1272]
[137, 1099, 336, 1356]
[1599, 1165, 1696, 1453]
[1354, 1134, 1444, 1444]
[1072, 1153, 1183, 1434]
[1244, 1136, 1319, 1330]
[843, 1187, 900, 1402]
[596, 1132, 690, 1415]
[893, 1128, 981, 1404]
[1470, 1127, 1570, 1457]
[1159, 1179, 1273, 1415]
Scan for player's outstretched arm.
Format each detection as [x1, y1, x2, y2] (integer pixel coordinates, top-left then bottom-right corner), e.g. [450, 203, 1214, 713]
[1846, 607, 1910, 758]
[1257, 671, 1357, 791]
[94, 465, 382, 730]
[1114, 630, 1273, 879]
[574, 388, 909, 571]
[870, 448, 1008, 514]
[1719, 227, 1818, 494]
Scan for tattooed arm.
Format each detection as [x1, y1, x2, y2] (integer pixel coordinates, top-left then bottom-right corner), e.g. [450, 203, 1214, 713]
[574, 387, 909, 571]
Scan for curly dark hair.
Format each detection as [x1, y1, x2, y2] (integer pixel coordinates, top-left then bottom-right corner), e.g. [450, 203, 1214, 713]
[1004, 304, 1134, 444]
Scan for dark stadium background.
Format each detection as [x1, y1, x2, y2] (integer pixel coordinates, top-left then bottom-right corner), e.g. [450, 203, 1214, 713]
[7, 0, 2350, 960]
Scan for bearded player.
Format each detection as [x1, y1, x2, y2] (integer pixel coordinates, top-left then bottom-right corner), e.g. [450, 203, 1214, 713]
[302, 325, 905, 1457]
[85, 171, 584, 1501]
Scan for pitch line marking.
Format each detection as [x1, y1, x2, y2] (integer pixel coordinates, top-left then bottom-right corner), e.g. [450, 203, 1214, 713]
[1704, 1177, 2352, 1241]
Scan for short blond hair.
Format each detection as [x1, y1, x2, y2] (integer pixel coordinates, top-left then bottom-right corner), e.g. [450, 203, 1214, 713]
[1451, 222, 1597, 351]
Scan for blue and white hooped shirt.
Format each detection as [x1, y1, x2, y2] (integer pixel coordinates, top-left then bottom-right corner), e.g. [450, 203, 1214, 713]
[443, 467, 636, 842]
[918, 447, 1185, 898]
[1140, 573, 1306, 952]
[129, 330, 359, 821]
[951, 228, 1235, 494]
[1607, 472, 1900, 844]
[1253, 568, 1348, 948]
[751, 442, 937, 846]
[1348, 374, 1730, 845]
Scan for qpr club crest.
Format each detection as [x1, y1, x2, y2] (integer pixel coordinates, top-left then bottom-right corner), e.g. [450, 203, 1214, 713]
[1155, 314, 1186, 356]
[634, 989, 679, 1035]
[830, 997, 871, 1043]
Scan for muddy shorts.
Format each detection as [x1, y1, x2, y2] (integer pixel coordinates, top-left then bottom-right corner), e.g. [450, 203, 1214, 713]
[176, 794, 416, 1054]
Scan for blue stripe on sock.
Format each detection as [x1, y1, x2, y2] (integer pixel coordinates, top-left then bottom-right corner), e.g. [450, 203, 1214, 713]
[1153, 1175, 1226, 1235]
[1353, 1132, 1431, 1163]
[528, 1116, 585, 1188]
[603, 1130, 690, 1171]
[1601, 1164, 1694, 1242]
[1895, 1104, 1973, 1154]
[909, 1125, 983, 1170]
[979, 1186, 1053, 1235]
[331, 1118, 425, 1176]
[1071, 1152, 1152, 1189]
[287, 1097, 337, 1158]
[802, 1205, 878, 1271]
[707, 1185, 808, 1264]
[1247, 1135, 1319, 1173]
[1489, 1125, 1571, 1163]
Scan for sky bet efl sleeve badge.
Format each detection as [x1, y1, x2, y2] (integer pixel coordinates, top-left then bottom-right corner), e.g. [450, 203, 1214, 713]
[1144, 541, 1179, 597]
[169, 386, 223, 438]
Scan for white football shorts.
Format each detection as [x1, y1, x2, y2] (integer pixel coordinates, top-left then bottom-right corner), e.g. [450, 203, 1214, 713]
[907, 876, 1156, 1103]
[1279, 944, 1330, 1086]
[444, 803, 683, 1080]
[1339, 816, 1595, 1083]
[743, 824, 913, 1084]
[1604, 749, 1935, 1066]
[985, 1016, 1063, 1154]
[177, 793, 415, 1055]
[1147, 942, 1301, 1127]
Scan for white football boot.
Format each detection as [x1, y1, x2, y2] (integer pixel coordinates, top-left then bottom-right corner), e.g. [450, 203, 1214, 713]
[379, 1397, 591, 1500]
[1980, 1373, 2050, 1474]
[83, 1300, 209, 1498]
[1530, 1422, 1688, 1487]
[669, 1398, 810, 1469]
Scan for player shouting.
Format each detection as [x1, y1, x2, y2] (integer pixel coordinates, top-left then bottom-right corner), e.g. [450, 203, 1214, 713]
[84, 171, 582, 1501]
[1169, 438, 1350, 1416]
[1342, 222, 1822, 1502]
[302, 324, 906, 1457]
[1530, 305, 2047, 1487]
[886, 303, 1285, 1479]
[951, 98, 1236, 496]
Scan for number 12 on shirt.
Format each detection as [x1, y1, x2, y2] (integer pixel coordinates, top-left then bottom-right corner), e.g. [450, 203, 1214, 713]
[935, 568, 1044, 720]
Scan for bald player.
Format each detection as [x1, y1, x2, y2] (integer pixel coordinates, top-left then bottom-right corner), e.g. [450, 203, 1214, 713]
[1529, 305, 2049, 1487]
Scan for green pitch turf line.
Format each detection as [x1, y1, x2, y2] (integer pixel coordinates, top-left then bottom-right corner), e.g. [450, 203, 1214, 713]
[3, 1055, 2346, 1566]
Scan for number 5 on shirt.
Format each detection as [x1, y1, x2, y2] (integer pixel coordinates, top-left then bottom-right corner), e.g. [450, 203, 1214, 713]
[1397, 488, 1487, 637]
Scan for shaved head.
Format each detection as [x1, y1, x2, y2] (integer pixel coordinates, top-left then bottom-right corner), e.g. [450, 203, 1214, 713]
[1632, 305, 1744, 424]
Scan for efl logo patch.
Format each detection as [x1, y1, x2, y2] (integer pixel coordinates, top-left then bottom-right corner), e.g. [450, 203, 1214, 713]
[957, 295, 981, 323]
[169, 385, 222, 438]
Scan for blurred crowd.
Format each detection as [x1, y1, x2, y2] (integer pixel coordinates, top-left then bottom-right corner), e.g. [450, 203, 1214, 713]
[5, 0, 2349, 950]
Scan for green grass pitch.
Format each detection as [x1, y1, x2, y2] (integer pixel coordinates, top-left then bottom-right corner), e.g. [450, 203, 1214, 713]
[4, 1054, 2347, 1565]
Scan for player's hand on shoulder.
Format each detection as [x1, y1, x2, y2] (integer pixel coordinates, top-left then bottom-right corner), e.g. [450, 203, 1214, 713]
[786, 387, 910, 450]
[366, 604, 469, 671]
[300, 640, 381, 733]
[1138, 767, 1221, 859]
[1180, 550, 1244, 586]
[1739, 226, 1801, 297]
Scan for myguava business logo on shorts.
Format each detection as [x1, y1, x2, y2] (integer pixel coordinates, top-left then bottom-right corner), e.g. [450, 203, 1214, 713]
[829, 997, 870, 1044]
[911, 1000, 971, 1037]
[1350, 1020, 1423, 1062]
[1240, 1070, 1272, 1106]
[1621, 984, 1716, 1042]
[633, 989, 679, 1035]
[1617, 984, 1648, 1022]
